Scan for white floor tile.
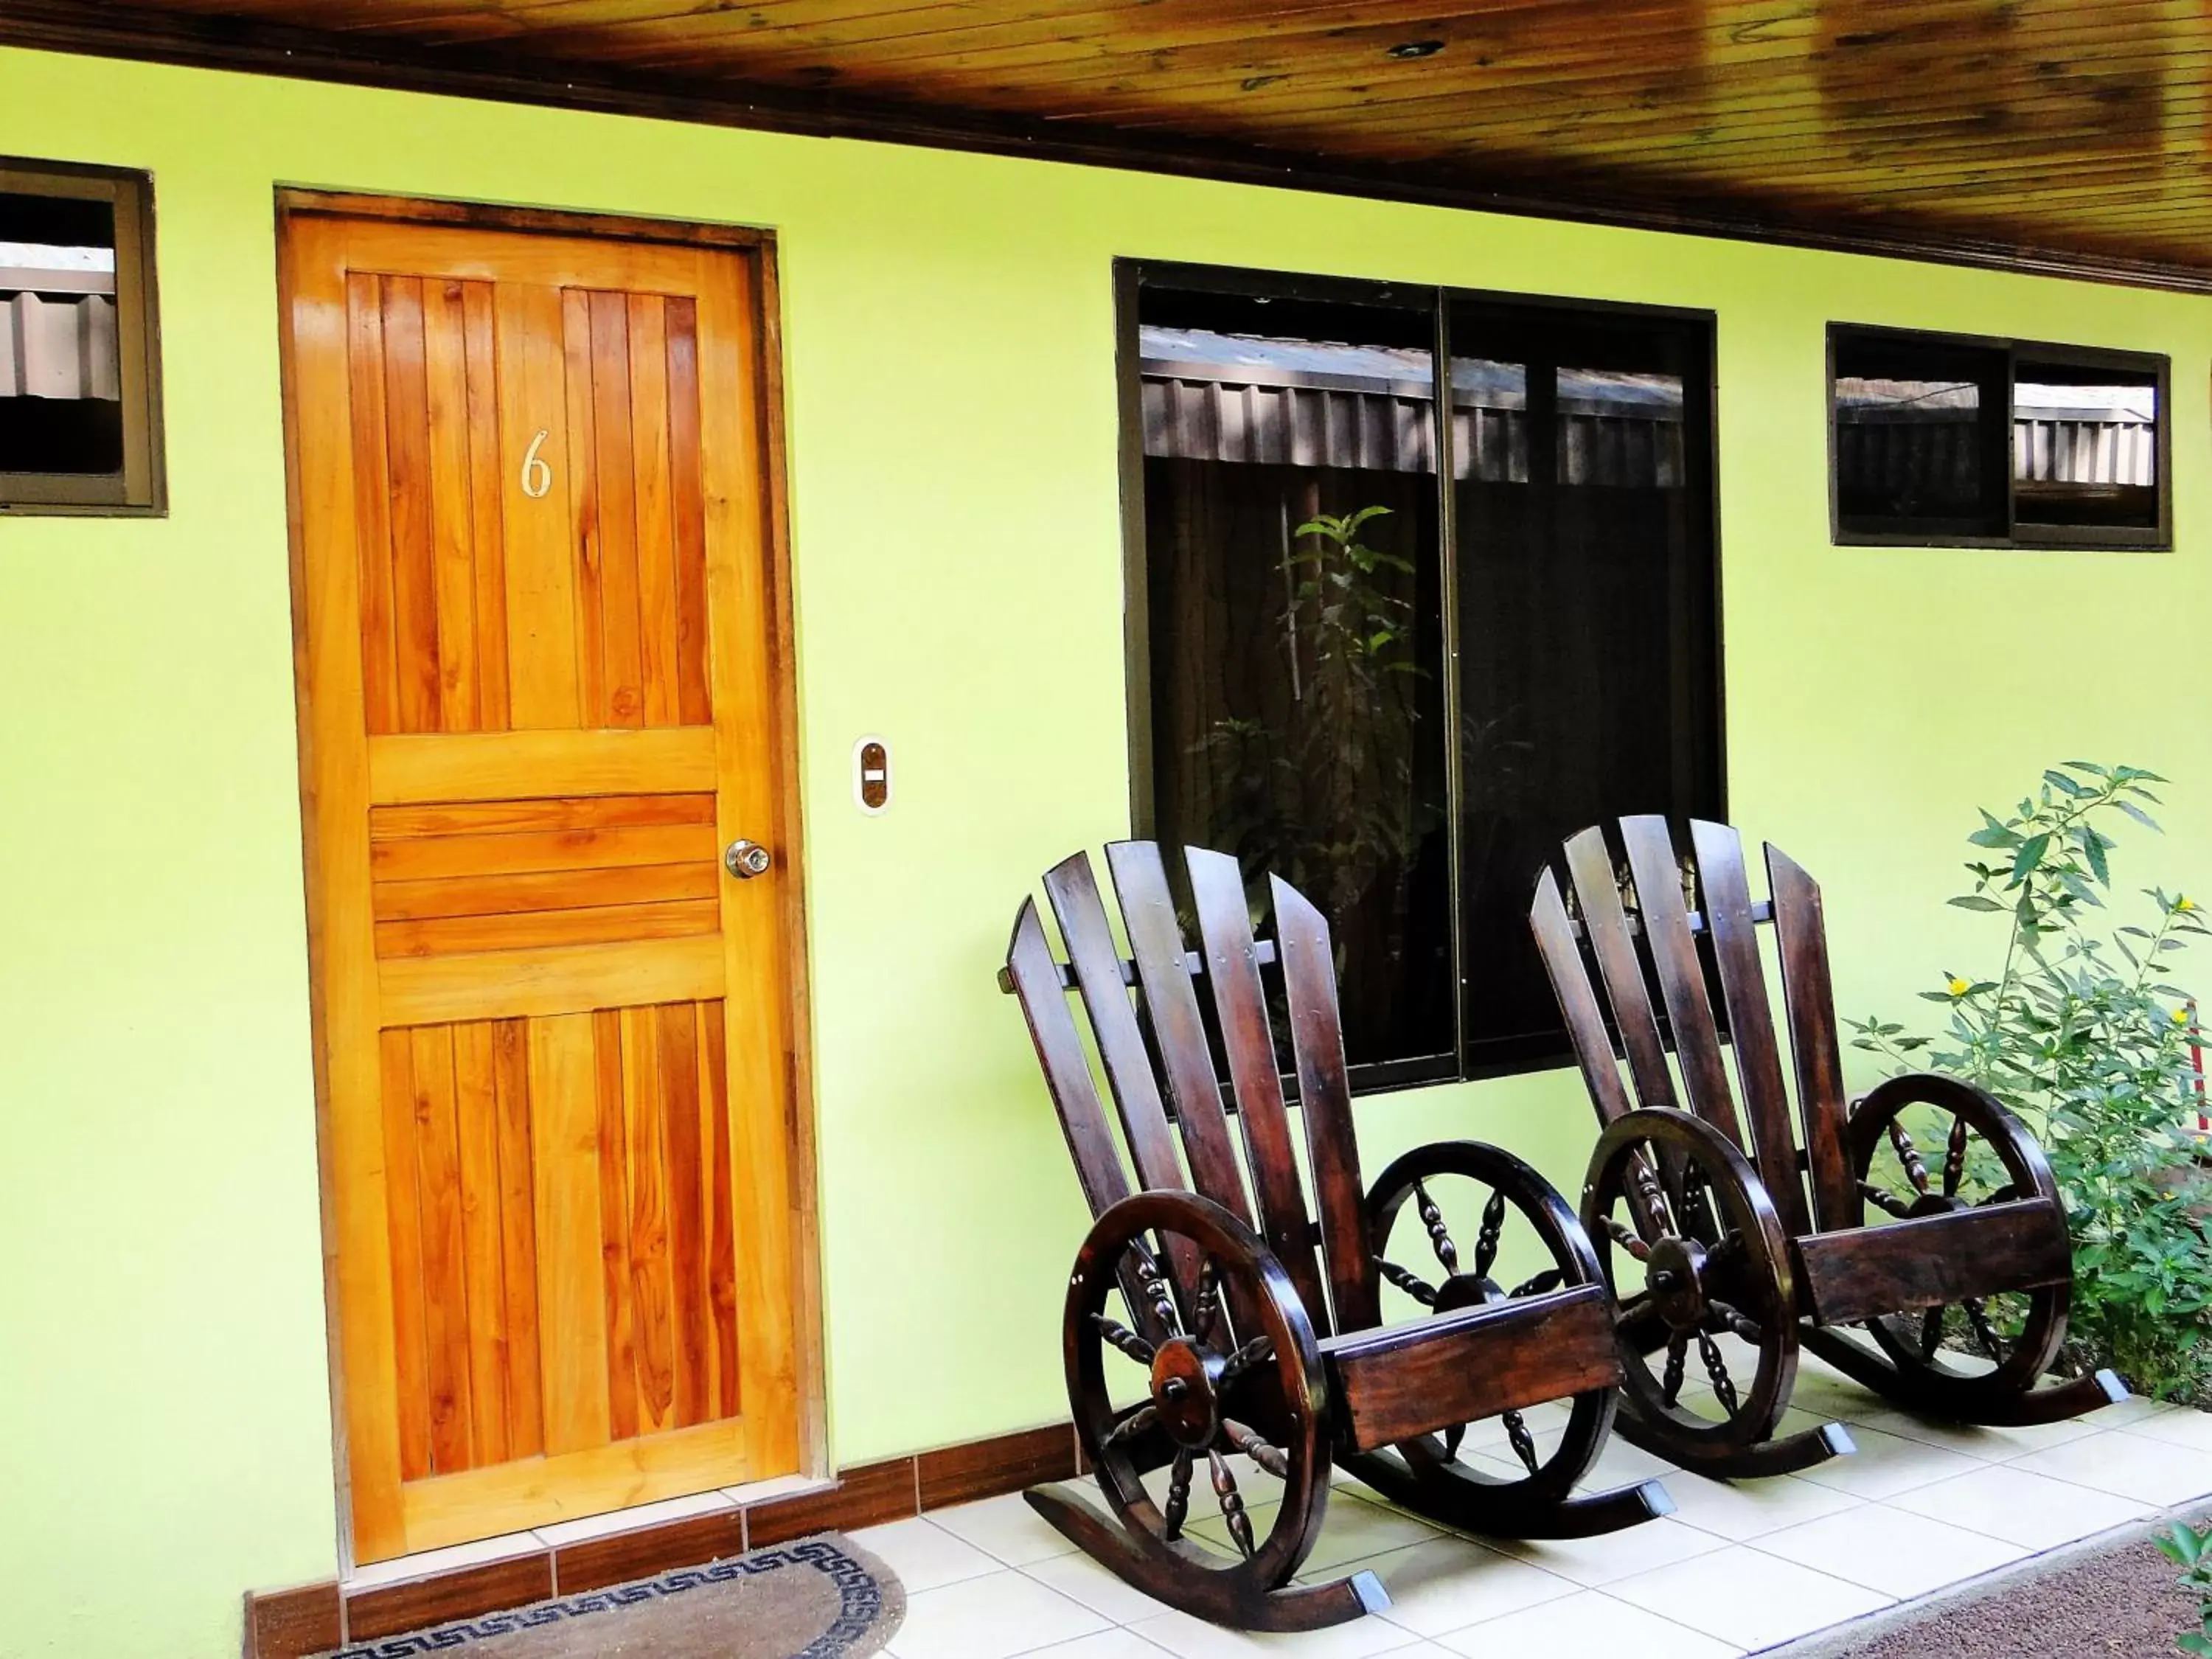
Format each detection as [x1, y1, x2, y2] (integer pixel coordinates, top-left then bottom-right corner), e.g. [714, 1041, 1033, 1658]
[1023, 1547, 1178, 1624]
[887, 1568, 1110, 1659]
[1838, 1402, 2102, 1461]
[1494, 1516, 1726, 1588]
[1346, 1535, 1577, 1637]
[1127, 1601, 1428, 1657]
[2086, 1394, 2179, 1428]
[1660, 1470, 1863, 1543]
[342, 1531, 542, 1590]
[1604, 1545, 1892, 1652]
[1454, 1399, 1575, 1453]
[1792, 1422, 1983, 1500]
[848, 1516, 1004, 1593]
[2119, 1405, 2212, 1453]
[1024, 1627, 1178, 1657]
[1190, 1493, 1441, 1575]
[1749, 1503, 2028, 1599]
[1150, 1455, 1286, 1526]
[930, 1491, 1085, 1566]
[1885, 1462, 2152, 1551]
[1432, 1588, 1744, 1658]
[2012, 1427, 2212, 1506]
[530, 1488, 735, 1546]
[1548, 1430, 1677, 1491]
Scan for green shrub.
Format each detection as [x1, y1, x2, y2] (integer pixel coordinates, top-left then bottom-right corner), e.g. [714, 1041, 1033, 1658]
[2155, 1521, 2212, 1655]
[1848, 762, 2212, 1399]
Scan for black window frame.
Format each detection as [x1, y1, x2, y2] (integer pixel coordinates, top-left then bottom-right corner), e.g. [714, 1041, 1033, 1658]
[1116, 257, 1727, 1096]
[1827, 322, 2169, 552]
[0, 156, 166, 516]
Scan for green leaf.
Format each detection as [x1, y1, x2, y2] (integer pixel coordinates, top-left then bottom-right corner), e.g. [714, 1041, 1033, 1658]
[2011, 833, 2051, 882]
[2080, 827, 2111, 886]
[2116, 798, 2164, 833]
[2045, 768, 2088, 797]
[1949, 895, 2006, 911]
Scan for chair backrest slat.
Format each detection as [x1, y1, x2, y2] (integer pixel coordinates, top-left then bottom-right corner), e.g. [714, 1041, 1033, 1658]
[1529, 869, 1638, 1124]
[1562, 825, 1679, 1110]
[1620, 815, 1744, 1147]
[1043, 852, 1186, 1198]
[1102, 841, 1254, 1227]
[1270, 873, 1377, 1334]
[1690, 820, 1808, 1232]
[1185, 847, 1332, 1332]
[1004, 899, 1133, 1221]
[1767, 845, 1859, 1232]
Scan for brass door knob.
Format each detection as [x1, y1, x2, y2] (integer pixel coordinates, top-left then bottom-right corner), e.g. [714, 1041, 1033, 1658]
[724, 839, 772, 879]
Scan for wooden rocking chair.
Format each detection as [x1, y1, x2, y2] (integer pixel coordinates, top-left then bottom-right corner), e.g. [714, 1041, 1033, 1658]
[1001, 842, 1672, 1632]
[1529, 815, 2127, 1481]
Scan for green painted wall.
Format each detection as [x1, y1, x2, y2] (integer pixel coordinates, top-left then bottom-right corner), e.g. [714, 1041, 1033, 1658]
[1, 43, 2207, 1658]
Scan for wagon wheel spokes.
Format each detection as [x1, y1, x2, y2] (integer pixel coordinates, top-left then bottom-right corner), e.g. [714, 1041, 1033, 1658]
[1100, 1402, 1158, 1452]
[1888, 1120, 1933, 1195]
[1374, 1256, 1441, 1307]
[1502, 1409, 1542, 1476]
[1708, 1298, 1762, 1344]
[1626, 1150, 1677, 1242]
[1218, 1334, 1275, 1388]
[1697, 1332, 1742, 1417]
[1189, 1256, 1222, 1344]
[1961, 1297, 2006, 1361]
[1943, 1116, 1971, 1197]
[1603, 1215, 1654, 1262]
[1222, 1418, 1291, 1479]
[1661, 1332, 1689, 1405]
[1091, 1312, 1157, 1367]
[1413, 1178, 1461, 1276]
[1126, 1239, 1183, 1335]
[1511, 1267, 1565, 1298]
[1161, 1448, 1193, 1541]
[1473, 1187, 1508, 1280]
[1208, 1450, 1256, 1559]
[1860, 1180, 1918, 1219]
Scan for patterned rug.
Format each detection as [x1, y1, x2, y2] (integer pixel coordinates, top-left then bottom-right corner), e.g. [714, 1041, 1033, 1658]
[321, 1534, 904, 1659]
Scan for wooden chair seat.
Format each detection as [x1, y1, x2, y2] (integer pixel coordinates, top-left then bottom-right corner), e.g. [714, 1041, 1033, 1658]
[1002, 841, 1672, 1632]
[1530, 816, 2126, 1479]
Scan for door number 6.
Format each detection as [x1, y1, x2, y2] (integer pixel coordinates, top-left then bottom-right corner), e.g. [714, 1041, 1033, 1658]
[521, 428, 553, 499]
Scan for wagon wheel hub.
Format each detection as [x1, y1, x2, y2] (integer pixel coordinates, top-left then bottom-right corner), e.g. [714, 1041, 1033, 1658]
[1646, 1237, 1711, 1329]
[1151, 1337, 1225, 1448]
[1432, 1273, 1503, 1314]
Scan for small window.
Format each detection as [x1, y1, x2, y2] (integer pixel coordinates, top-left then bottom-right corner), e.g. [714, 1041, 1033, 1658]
[0, 159, 163, 514]
[1124, 262, 1722, 1091]
[1831, 324, 2166, 549]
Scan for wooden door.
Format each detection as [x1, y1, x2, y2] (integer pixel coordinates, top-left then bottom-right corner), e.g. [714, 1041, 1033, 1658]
[281, 207, 806, 1564]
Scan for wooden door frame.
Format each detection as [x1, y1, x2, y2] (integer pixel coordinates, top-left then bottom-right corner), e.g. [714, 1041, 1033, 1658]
[273, 187, 825, 1573]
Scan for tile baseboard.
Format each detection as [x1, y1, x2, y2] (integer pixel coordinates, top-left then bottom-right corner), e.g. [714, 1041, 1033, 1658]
[244, 1420, 1082, 1658]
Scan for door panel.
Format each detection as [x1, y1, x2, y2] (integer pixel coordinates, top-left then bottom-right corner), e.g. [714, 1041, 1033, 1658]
[284, 212, 803, 1563]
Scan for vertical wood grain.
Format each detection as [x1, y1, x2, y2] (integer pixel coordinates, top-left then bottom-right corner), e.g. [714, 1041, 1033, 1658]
[380, 1028, 432, 1484]
[346, 273, 400, 737]
[623, 1004, 677, 1433]
[460, 283, 510, 732]
[530, 1012, 609, 1457]
[660, 1001, 707, 1427]
[453, 1020, 510, 1467]
[498, 283, 580, 729]
[423, 279, 481, 733]
[491, 1017, 543, 1460]
[700, 1004, 740, 1420]
[381, 276, 442, 733]
[562, 289, 606, 728]
[628, 296, 681, 728]
[664, 297, 711, 727]
[593, 1008, 640, 1442]
[411, 1025, 473, 1474]
[590, 291, 645, 729]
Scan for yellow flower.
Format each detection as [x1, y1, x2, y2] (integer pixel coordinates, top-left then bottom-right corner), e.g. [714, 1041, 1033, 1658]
[1947, 976, 1972, 998]
[2178, 896, 2197, 914]
[2174, 1006, 2193, 1026]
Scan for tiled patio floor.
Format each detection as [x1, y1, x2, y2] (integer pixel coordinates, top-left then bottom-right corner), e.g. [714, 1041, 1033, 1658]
[855, 1356, 2212, 1659]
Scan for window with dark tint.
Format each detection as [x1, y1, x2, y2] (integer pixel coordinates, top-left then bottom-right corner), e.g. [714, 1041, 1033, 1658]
[0, 159, 162, 512]
[1831, 325, 2166, 549]
[1128, 264, 1722, 1090]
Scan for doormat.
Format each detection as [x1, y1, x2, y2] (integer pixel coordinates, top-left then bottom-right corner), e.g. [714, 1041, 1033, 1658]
[322, 1534, 904, 1659]
[1770, 1504, 2211, 1658]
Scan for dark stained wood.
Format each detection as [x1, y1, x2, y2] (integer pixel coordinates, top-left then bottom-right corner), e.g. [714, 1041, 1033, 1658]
[1618, 815, 1742, 1147]
[918, 1422, 1079, 1509]
[1793, 1200, 2076, 1327]
[552, 1509, 746, 1593]
[1270, 873, 1374, 1335]
[245, 1581, 342, 1659]
[1690, 819, 1807, 1237]
[1560, 827, 1677, 1111]
[344, 1551, 552, 1643]
[1527, 869, 1635, 1126]
[1767, 846, 1859, 1236]
[19, 0, 2212, 291]
[1321, 1285, 1618, 1455]
[743, 1458, 918, 1546]
[1003, 899, 1133, 1223]
[1184, 846, 1329, 1331]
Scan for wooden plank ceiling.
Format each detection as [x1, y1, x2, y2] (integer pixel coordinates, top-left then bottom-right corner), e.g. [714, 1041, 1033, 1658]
[28, 0, 2212, 282]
